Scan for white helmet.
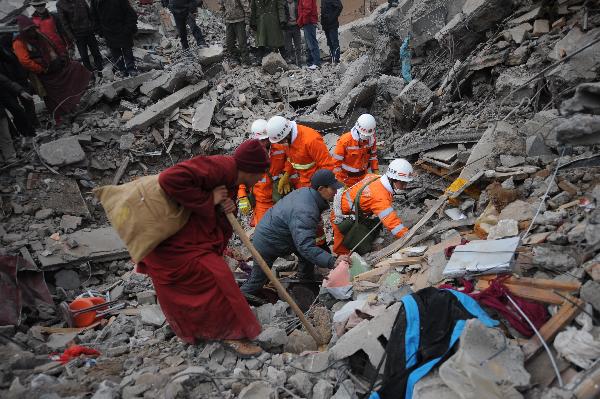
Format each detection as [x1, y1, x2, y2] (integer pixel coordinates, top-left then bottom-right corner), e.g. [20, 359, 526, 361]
[352, 114, 376, 139]
[386, 159, 414, 182]
[267, 115, 293, 143]
[251, 119, 268, 140]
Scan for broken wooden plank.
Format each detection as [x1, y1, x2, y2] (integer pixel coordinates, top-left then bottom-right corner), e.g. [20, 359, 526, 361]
[475, 279, 566, 305]
[371, 195, 448, 264]
[523, 296, 583, 360]
[112, 157, 130, 185]
[478, 275, 581, 292]
[353, 266, 392, 282]
[150, 128, 164, 145]
[375, 257, 424, 268]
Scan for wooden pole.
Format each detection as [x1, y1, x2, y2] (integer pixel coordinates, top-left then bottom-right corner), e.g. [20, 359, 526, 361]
[226, 213, 323, 345]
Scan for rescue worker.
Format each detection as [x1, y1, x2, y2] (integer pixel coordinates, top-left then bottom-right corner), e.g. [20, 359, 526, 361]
[330, 158, 413, 255]
[333, 113, 379, 187]
[267, 115, 336, 247]
[238, 119, 288, 226]
[241, 169, 350, 295]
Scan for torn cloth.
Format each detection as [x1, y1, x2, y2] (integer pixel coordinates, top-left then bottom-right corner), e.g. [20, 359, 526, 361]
[0, 256, 53, 326]
[58, 345, 100, 364]
[441, 276, 549, 337]
[137, 155, 261, 343]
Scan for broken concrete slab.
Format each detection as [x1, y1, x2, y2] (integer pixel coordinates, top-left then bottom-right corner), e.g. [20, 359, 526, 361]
[555, 115, 600, 146]
[413, 371, 460, 399]
[499, 200, 537, 222]
[508, 6, 541, 26]
[439, 319, 530, 398]
[560, 82, 600, 116]
[54, 269, 81, 290]
[487, 219, 519, 240]
[124, 81, 209, 131]
[532, 245, 578, 273]
[139, 69, 197, 101]
[330, 302, 400, 367]
[196, 45, 224, 67]
[520, 109, 564, 148]
[495, 65, 538, 105]
[548, 27, 600, 84]
[32, 174, 90, 218]
[506, 23, 532, 44]
[39, 137, 86, 167]
[316, 55, 370, 113]
[37, 227, 128, 269]
[46, 332, 79, 351]
[192, 99, 217, 133]
[60, 215, 82, 231]
[526, 135, 552, 157]
[392, 79, 435, 129]
[238, 381, 277, 399]
[336, 78, 378, 118]
[261, 52, 288, 74]
[532, 19, 549, 36]
[85, 71, 160, 106]
[377, 74, 406, 99]
[140, 305, 166, 327]
[581, 280, 600, 312]
[297, 113, 340, 133]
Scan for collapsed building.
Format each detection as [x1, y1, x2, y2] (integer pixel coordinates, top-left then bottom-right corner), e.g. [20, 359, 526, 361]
[1, 0, 600, 398]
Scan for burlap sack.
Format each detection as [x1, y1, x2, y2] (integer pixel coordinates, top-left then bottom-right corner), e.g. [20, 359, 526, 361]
[93, 175, 191, 263]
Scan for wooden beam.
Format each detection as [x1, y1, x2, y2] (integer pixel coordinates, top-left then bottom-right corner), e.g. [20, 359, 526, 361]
[375, 257, 424, 268]
[475, 280, 566, 305]
[523, 296, 583, 360]
[478, 275, 581, 292]
[112, 157, 130, 185]
[353, 266, 392, 283]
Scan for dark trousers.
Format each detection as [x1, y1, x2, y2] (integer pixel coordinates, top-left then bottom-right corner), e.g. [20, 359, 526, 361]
[0, 93, 35, 137]
[173, 11, 206, 49]
[225, 21, 249, 63]
[324, 27, 340, 62]
[75, 33, 103, 72]
[109, 47, 135, 74]
[302, 23, 320, 66]
[283, 26, 302, 65]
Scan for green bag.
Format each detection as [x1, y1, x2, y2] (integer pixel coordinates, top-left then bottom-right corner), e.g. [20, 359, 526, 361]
[339, 177, 382, 255]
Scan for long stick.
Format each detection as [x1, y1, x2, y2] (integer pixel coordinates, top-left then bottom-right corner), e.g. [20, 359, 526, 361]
[226, 213, 323, 345]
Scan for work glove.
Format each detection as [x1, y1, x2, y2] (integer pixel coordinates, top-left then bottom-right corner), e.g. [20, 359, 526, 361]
[238, 196, 251, 215]
[373, 169, 380, 175]
[277, 172, 292, 195]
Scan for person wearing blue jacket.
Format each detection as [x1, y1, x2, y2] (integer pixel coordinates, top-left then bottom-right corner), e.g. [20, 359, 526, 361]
[241, 169, 350, 295]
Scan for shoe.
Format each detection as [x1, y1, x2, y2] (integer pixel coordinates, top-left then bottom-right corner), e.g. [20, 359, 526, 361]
[307, 64, 318, 70]
[223, 339, 262, 358]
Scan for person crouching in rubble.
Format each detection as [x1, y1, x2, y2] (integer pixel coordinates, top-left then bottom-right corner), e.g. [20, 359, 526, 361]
[330, 159, 413, 255]
[12, 15, 91, 124]
[237, 119, 288, 226]
[241, 169, 351, 295]
[137, 139, 269, 357]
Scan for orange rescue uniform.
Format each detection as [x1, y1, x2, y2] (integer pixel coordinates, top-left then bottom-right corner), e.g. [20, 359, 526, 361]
[238, 143, 288, 226]
[284, 123, 336, 189]
[333, 131, 378, 187]
[330, 174, 409, 255]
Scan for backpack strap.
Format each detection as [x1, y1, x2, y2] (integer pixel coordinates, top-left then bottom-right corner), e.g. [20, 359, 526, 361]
[350, 176, 380, 223]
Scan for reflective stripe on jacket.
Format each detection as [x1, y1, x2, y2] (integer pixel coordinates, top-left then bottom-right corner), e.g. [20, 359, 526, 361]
[333, 131, 378, 185]
[284, 124, 335, 188]
[338, 174, 408, 238]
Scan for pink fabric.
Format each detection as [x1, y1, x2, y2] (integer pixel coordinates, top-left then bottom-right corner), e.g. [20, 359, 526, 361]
[441, 275, 549, 337]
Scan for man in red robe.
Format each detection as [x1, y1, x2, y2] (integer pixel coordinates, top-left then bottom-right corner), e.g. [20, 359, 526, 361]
[137, 139, 270, 355]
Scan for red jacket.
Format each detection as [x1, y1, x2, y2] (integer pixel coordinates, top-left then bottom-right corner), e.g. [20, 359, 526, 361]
[297, 0, 318, 27]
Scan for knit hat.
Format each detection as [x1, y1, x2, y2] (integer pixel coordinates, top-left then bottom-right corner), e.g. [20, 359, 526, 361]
[234, 139, 270, 173]
[15, 15, 36, 32]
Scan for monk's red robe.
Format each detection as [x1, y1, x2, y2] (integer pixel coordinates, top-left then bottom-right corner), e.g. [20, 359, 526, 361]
[137, 155, 261, 343]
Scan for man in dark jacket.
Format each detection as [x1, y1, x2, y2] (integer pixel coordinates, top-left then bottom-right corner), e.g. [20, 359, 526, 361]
[91, 0, 138, 76]
[57, 0, 103, 75]
[0, 33, 37, 135]
[241, 169, 350, 295]
[161, 0, 207, 50]
[0, 72, 34, 164]
[281, 0, 302, 65]
[320, 0, 342, 63]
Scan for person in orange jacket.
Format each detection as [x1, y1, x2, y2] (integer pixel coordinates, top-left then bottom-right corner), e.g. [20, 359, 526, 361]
[330, 158, 414, 255]
[238, 119, 288, 226]
[333, 113, 379, 187]
[266, 115, 336, 246]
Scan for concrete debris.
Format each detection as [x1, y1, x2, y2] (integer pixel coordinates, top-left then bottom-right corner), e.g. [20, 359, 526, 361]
[555, 115, 600, 146]
[336, 78, 378, 118]
[548, 27, 600, 84]
[439, 319, 530, 399]
[561, 82, 600, 116]
[413, 371, 460, 399]
[495, 66, 538, 105]
[192, 99, 217, 133]
[53, 269, 81, 290]
[288, 372, 312, 397]
[580, 280, 600, 312]
[487, 219, 519, 240]
[140, 305, 166, 327]
[261, 52, 288, 75]
[38, 137, 87, 167]
[124, 81, 209, 130]
[196, 45, 224, 66]
[139, 69, 198, 101]
[238, 381, 277, 399]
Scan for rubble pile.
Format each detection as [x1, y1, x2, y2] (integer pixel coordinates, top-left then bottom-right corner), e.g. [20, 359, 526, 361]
[2, 0, 600, 398]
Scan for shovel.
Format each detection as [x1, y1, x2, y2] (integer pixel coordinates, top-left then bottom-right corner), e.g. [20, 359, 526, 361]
[226, 213, 323, 346]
